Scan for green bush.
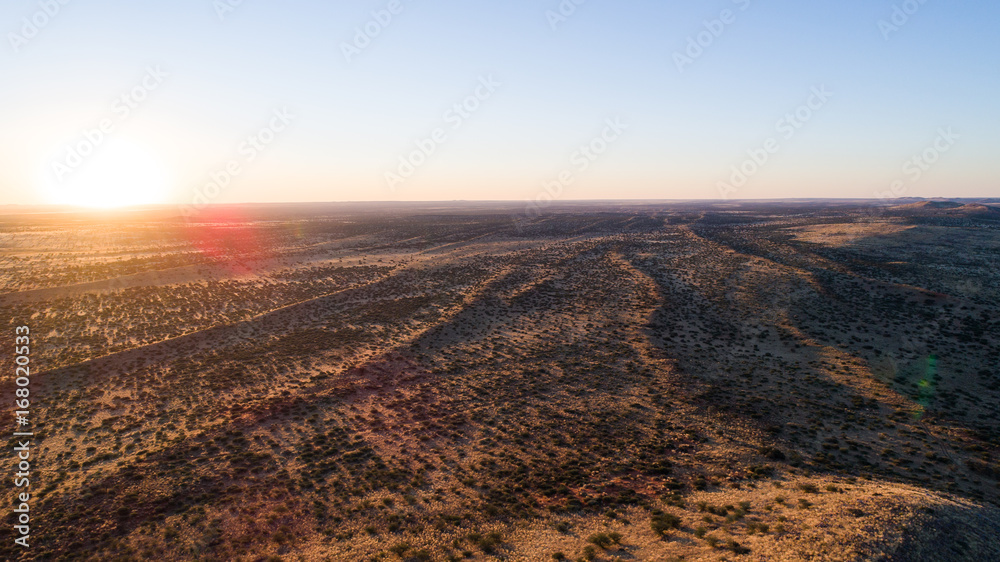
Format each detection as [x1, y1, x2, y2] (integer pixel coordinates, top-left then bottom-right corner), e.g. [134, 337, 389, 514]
[475, 531, 502, 553]
[587, 533, 612, 549]
[798, 483, 819, 494]
[651, 512, 681, 536]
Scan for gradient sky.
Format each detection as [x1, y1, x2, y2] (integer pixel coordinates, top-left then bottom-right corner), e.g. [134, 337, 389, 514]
[0, 0, 998, 207]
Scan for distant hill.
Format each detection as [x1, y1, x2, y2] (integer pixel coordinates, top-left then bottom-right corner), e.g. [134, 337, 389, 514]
[888, 199, 1000, 219]
[897, 200, 963, 210]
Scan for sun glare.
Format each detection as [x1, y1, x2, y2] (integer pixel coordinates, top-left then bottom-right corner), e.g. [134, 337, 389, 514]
[42, 138, 171, 209]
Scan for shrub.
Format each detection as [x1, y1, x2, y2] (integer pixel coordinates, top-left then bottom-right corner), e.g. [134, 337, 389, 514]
[588, 533, 612, 549]
[664, 493, 685, 508]
[475, 531, 502, 553]
[967, 459, 1000, 479]
[798, 483, 819, 494]
[760, 446, 786, 460]
[389, 543, 410, 556]
[651, 512, 681, 536]
[726, 538, 750, 554]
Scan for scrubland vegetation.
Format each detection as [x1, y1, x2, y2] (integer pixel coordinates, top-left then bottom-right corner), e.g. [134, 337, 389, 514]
[1, 201, 998, 560]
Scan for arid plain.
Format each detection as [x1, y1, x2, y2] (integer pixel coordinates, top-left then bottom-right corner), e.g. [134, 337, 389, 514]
[1, 200, 999, 561]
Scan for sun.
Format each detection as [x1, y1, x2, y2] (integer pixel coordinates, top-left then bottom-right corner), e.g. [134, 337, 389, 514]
[42, 138, 171, 209]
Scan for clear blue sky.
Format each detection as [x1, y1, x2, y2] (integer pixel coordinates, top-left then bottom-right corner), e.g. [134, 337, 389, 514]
[0, 0, 997, 207]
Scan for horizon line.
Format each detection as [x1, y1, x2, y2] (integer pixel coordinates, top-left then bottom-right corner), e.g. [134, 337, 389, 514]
[3, 195, 999, 211]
